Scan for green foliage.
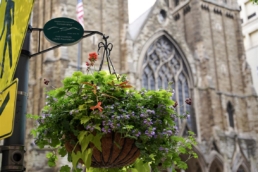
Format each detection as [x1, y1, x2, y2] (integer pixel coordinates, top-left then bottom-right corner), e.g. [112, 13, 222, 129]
[28, 71, 197, 172]
[60, 165, 71, 172]
[46, 152, 58, 167]
[251, 0, 258, 4]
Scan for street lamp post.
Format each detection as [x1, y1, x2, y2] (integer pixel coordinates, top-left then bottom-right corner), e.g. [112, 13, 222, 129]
[0, 27, 31, 172]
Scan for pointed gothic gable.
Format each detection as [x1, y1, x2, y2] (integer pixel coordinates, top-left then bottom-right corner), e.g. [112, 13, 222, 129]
[128, 7, 154, 40]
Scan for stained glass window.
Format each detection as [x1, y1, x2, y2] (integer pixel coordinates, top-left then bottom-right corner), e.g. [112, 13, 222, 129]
[141, 35, 194, 130]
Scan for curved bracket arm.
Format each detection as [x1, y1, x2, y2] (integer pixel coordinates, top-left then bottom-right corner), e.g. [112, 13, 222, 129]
[28, 28, 117, 78]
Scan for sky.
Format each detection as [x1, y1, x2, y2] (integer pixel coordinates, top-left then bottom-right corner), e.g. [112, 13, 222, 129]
[128, 0, 156, 23]
[0, 0, 155, 24]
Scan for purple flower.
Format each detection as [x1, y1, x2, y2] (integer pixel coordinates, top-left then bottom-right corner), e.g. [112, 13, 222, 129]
[166, 130, 172, 135]
[143, 119, 153, 126]
[86, 124, 94, 132]
[145, 130, 155, 138]
[108, 121, 114, 128]
[110, 124, 115, 129]
[159, 147, 164, 151]
[135, 131, 141, 137]
[44, 114, 50, 118]
[101, 127, 111, 134]
[146, 109, 155, 114]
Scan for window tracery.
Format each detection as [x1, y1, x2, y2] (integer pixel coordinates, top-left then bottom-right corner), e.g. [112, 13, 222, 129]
[141, 35, 193, 129]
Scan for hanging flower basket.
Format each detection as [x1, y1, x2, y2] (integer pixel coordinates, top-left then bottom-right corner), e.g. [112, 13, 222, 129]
[28, 35, 197, 172]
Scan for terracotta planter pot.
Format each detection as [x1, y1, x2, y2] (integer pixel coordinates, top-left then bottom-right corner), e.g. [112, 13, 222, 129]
[65, 132, 140, 168]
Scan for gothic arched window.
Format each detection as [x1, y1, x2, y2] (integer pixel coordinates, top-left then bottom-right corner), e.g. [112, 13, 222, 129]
[141, 35, 193, 130]
[174, 0, 180, 7]
[209, 159, 223, 172]
[227, 102, 234, 128]
[237, 166, 246, 172]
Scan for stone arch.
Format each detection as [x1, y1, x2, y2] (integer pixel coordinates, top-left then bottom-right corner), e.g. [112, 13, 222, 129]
[177, 146, 207, 172]
[209, 160, 223, 172]
[236, 164, 249, 172]
[208, 154, 224, 172]
[137, 31, 197, 132]
[231, 147, 251, 172]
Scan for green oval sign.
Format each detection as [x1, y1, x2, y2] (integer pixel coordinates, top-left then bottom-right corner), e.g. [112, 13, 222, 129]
[43, 17, 84, 45]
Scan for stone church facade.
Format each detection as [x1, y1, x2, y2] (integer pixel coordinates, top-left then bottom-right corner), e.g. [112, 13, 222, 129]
[20, 0, 258, 171]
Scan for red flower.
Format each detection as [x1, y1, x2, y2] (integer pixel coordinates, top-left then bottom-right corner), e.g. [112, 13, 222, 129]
[43, 79, 50, 85]
[90, 102, 103, 112]
[89, 52, 98, 62]
[86, 62, 90, 66]
[185, 98, 192, 105]
[173, 101, 178, 108]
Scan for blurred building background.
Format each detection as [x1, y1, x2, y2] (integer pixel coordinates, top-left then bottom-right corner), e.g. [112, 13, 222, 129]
[238, 0, 258, 95]
[1, 0, 258, 172]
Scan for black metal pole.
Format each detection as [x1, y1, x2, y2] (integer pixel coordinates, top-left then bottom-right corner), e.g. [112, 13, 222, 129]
[0, 27, 31, 172]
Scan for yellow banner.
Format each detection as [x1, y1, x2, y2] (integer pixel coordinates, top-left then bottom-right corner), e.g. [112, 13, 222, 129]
[0, 79, 18, 140]
[0, 0, 34, 90]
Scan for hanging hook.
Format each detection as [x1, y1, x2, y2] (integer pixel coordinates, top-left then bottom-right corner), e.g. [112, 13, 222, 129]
[97, 35, 118, 79]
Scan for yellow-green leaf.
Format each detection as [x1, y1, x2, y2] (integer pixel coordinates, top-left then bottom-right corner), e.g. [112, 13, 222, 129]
[71, 151, 82, 167]
[81, 116, 91, 124]
[93, 125, 101, 131]
[81, 134, 93, 152]
[79, 104, 86, 110]
[92, 134, 102, 151]
[78, 131, 87, 143]
[82, 148, 93, 168]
